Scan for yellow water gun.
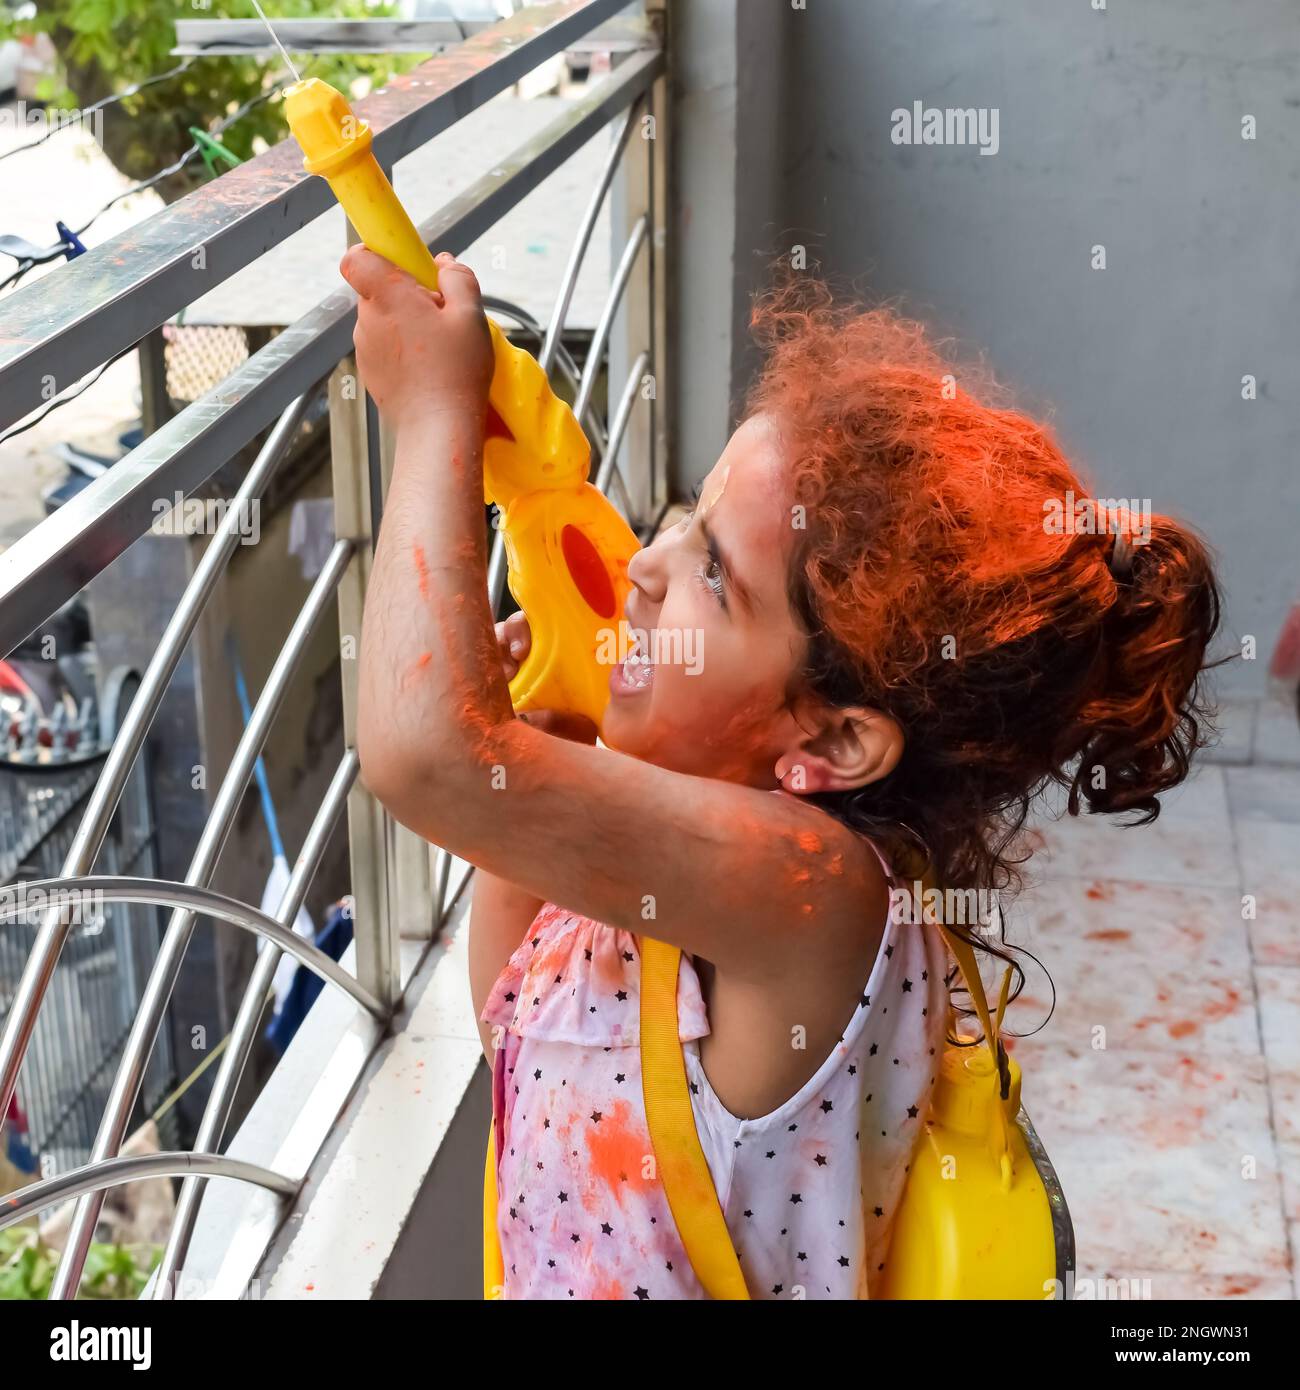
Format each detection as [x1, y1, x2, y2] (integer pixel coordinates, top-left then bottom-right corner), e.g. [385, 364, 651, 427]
[285, 78, 641, 733]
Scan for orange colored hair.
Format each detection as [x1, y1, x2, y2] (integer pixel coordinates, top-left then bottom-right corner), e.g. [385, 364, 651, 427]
[742, 269, 1222, 896]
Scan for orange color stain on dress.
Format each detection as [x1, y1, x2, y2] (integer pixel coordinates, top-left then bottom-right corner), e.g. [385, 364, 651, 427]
[583, 1098, 655, 1208]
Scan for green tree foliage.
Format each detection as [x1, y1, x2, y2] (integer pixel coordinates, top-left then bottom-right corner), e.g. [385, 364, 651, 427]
[3, 2, 421, 201]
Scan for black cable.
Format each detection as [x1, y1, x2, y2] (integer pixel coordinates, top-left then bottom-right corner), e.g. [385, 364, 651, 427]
[0, 76, 293, 296]
[0, 58, 197, 164]
[0, 344, 136, 447]
[73, 76, 293, 238]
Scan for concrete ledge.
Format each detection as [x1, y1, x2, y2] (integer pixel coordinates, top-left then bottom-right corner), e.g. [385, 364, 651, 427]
[254, 889, 488, 1300]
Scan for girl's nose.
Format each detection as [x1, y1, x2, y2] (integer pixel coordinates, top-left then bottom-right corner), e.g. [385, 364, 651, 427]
[626, 536, 667, 605]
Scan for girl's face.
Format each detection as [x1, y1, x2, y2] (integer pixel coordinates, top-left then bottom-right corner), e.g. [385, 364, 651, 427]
[602, 413, 811, 783]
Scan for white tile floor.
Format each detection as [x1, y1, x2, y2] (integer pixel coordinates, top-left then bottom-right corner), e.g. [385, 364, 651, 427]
[1005, 693, 1299, 1299]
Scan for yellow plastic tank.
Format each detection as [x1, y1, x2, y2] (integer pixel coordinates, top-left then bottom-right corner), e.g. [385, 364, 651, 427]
[879, 1044, 1066, 1299]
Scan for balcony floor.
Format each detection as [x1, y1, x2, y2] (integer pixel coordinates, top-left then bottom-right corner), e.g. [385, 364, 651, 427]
[1009, 693, 1300, 1300]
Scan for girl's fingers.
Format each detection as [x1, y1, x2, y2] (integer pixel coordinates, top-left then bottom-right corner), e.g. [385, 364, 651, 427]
[502, 610, 531, 662]
[494, 619, 519, 680]
[518, 710, 598, 744]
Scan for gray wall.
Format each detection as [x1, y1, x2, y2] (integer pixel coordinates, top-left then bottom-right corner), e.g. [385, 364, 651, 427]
[677, 0, 1299, 694]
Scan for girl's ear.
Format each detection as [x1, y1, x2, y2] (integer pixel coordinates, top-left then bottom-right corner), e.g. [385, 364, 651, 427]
[774, 703, 904, 795]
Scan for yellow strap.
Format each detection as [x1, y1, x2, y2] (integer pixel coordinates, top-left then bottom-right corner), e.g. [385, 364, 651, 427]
[484, 1119, 505, 1299]
[481, 868, 1012, 1298]
[639, 936, 751, 1300]
[919, 868, 1014, 1186]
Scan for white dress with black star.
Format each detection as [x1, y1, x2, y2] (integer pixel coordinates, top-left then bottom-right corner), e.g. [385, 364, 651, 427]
[481, 841, 948, 1300]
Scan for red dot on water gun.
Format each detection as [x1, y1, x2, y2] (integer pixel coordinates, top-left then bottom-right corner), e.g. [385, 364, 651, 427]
[560, 525, 616, 619]
[485, 403, 514, 442]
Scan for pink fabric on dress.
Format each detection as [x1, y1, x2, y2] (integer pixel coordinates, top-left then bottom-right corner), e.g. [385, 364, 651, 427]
[482, 875, 947, 1300]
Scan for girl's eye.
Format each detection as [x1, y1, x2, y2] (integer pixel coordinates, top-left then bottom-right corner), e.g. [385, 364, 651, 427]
[698, 556, 726, 604]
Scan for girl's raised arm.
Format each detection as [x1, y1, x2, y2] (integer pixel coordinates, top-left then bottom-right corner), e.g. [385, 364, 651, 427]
[344, 247, 885, 986]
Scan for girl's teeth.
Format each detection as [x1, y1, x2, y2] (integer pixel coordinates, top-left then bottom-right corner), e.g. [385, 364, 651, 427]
[622, 647, 653, 689]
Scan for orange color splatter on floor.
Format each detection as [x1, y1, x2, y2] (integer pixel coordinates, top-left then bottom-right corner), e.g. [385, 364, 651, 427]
[1202, 985, 1242, 1023]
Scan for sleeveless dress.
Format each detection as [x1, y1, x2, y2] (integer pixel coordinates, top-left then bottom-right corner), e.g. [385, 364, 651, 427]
[480, 842, 948, 1300]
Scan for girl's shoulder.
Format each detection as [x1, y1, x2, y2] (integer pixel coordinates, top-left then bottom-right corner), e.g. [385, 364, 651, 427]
[478, 902, 710, 1049]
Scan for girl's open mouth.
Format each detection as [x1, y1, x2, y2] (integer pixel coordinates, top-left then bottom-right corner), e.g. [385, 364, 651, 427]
[610, 631, 654, 696]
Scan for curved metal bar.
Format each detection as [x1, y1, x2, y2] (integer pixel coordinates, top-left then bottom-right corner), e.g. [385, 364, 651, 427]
[574, 214, 649, 429]
[49, 538, 355, 1300]
[0, 876, 383, 1017]
[0, 390, 318, 1145]
[0, 1153, 297, 1235]
[595, 349, 649, 503]
[539, 102, 641, 374]
[154, 749, 360, 1298]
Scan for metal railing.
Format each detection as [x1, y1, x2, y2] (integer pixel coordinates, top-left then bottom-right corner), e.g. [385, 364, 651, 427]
[0, 744, 172, 1179]
[0, 0, 667, 1299]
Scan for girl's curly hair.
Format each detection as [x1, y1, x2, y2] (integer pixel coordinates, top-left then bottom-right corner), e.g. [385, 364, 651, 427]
[742, 268, 1223, 900]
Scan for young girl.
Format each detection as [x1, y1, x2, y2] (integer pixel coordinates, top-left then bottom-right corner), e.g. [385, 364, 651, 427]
[341, 247, 1221, 1300]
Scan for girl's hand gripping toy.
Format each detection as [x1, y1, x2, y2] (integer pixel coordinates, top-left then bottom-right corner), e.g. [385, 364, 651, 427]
[284, 78, 641, 734]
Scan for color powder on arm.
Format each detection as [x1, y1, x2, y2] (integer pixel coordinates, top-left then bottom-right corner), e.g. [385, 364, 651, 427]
[413, 543, 431, 600]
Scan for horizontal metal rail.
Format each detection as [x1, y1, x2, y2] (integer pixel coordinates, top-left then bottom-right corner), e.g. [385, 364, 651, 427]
[0, 1153, 298, 1234]
[0, 45, 663, 656]
[0, 0, 637, 433]
[172, 16, 501, 57]
[0, 876, 383, 1017]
